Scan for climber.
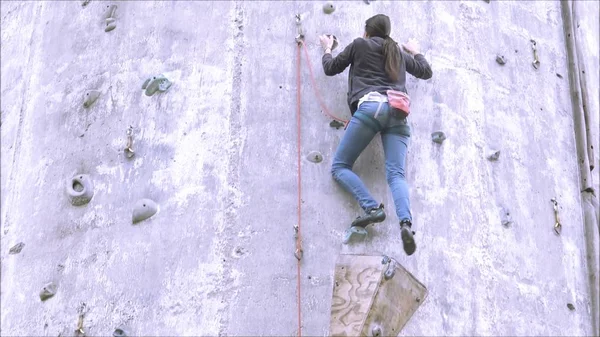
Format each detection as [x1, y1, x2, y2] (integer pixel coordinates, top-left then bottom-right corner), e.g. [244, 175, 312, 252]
[319, 14, 432, 255]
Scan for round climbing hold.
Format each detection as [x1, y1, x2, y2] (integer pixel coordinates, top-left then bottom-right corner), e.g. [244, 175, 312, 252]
[323, 2, 335, 14]
[132, 198, 158, 224]
[307, 151, 323, 163]
[431, 131, 446, 144]
[66, 174, 94, 206]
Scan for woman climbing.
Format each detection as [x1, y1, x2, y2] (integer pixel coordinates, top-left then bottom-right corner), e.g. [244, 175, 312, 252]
[319, 14, 432, 255]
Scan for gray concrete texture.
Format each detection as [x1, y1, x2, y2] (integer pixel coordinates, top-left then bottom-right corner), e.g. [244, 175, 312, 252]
[1, 0, 598, 336]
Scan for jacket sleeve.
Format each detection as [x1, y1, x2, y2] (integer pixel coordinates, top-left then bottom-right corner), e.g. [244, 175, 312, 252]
[403, 50, 433, 80]
[322, 39, 356, 76]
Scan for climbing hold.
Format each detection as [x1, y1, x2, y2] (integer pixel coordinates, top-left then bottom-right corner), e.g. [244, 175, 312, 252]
[343, 226, 368, 244]
[556, 73, 563, 79]
[372, 326, 382, 337]
[567, 303, 575, 311]
[66, 174, 94, 206]
[326, 34, 339, 50]
[500, 207, 512, 227]
[307, 151, 323, 163]
[81, 0, 91, 7]
[496, 55, 506, 65]
[487, 150, 501, 161]
[104, 4, 117, 32]
[431, 131, 446, 144]
[83, 90, 100, 108]
[9, 242, 25, 255]
[132, 198, 158, 224]
[142, 75, 172, 96]
[330, 120, 344, 129]
[39, 282, 57, 301]
[364, 0, 372, 4]
[113, 328, 127, 337]
[323, 2, 335, 14]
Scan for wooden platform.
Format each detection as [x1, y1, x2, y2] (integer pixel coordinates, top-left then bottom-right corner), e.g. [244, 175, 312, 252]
[329, 254, 427, 337]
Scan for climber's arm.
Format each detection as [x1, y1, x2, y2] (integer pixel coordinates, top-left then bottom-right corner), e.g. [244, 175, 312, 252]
[322, 39, 356, 76]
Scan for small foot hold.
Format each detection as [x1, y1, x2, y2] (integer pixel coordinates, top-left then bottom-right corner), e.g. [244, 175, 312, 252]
[9, 242, 25, 255]
[496, 55, 506, 65]
[82, 0, 91, 7]
[306, 151, 323, 163]
[500, 207, 512, 227]
[83, 90, 100, 108]
[113, 328, 127, 337]
[487, 150, 500, 161]
[132, 198, 158, 224]
[343, 226, 368, 244]
[105, 22, 116, 32]
[330, 120, 344, 129]
[432, 131, 446, 144]
[142, 75, 172, 96]
[40, 282, 57, 301]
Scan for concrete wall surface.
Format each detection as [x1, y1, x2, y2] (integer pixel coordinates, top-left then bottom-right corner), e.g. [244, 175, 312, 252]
[1, 1, 598, 336]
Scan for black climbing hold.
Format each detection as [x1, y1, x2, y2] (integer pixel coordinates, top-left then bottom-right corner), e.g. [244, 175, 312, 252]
[567, 303, 575, 311]
[326, 34, 339, 50]
[556, 73, 563, 79]
[330, 120, 344, 129]
[132, 198, 158, 224]
[487, 150, 501, 161]
[9, 242, 25, 255]
[83, 90, 100, 108]
[113, 328, 127, 337]
[66, 174, 94, 206]
[323, 2, 335, 14]
[40, 282, 57, 301]
[82, 0, 90, 7]
[142, 75, 172, 96]
[500, 207, 512, 227]
[364, 0, 371, 4]
[307, 151, 323, 163]
[431, 131, 446, 144]
[496, 55, 506, 65]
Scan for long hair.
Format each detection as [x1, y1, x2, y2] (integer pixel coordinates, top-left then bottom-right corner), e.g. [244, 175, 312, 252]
[365, 14, 401, 82]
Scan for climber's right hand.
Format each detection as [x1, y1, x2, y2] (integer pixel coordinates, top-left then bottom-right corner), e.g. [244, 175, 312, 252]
[402, 38, 421, 55]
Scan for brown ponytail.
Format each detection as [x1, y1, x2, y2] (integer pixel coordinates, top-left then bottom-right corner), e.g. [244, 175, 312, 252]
[365, 14, 402, 82]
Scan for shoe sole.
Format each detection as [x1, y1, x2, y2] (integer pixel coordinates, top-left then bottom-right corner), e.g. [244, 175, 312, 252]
[401, 227, 416, 255]
[351, 212, 386, 228]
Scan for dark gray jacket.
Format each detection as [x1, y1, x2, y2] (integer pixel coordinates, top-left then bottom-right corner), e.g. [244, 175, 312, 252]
[322, 36, 432, 114]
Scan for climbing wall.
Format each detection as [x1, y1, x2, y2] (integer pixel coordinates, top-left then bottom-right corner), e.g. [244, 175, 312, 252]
[1, 1, 598, 336]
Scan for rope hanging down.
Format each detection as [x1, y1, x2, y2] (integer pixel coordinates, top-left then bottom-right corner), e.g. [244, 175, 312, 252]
[293, 13, 351, 336]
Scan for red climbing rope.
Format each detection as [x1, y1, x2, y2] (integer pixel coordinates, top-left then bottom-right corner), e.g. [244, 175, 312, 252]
[300, 41, 349, 125]
[295, 40, 303, 337]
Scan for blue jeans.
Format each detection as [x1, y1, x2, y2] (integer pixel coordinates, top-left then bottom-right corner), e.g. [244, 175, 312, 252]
[331, 101, 412, 223]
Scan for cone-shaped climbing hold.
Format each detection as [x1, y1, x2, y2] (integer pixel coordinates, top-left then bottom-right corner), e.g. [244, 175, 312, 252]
[496, 55, 506, 65]
[40, 282, 57, 301]
[132, 198, 158, 224]
[66, 174, 94, 206]
[113, 328, 127, 337]
[330, 120, 344, 129]
[431, 131, 446, 144]
[142, 75, 172, 96]
[307, 151, 323, 163]
[487, 150, 501, 161]
[83, 90, 100, 108]
[323, 2, 335, 14]
[9, 242, 25, 255]
[500, 207, 512, 227]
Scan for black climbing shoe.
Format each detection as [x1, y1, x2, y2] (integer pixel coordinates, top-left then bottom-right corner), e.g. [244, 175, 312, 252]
[400, 220, 416, 256]
[351, 204, 386, 228]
